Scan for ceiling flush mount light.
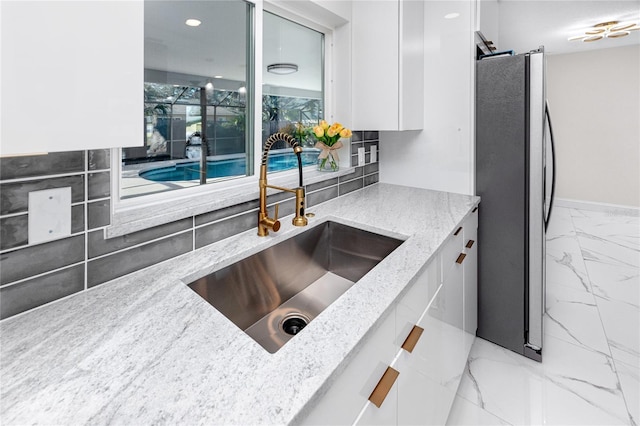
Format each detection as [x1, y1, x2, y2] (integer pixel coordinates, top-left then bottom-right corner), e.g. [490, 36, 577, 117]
[185, 18, 202, 27]
[568, 20, 640, 42]
[267, 63, 298, 75]
[444, 12, 460, 19]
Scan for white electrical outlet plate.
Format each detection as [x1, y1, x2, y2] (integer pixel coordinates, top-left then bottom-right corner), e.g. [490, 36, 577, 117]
[28, 187, 72, 244]
[370, 145, 377, 163]
[358, 147, 365, 166]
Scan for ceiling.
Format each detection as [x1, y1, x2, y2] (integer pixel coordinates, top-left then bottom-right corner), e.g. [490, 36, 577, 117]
[497, 0, 640, 55]
[144, 0, 640, 90]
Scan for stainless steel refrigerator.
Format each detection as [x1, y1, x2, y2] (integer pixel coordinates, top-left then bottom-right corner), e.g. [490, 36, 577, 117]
[475, 48, 556, 362]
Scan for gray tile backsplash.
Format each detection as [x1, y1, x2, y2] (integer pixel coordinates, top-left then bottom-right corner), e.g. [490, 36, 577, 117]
[87, 200, 111, 229]
[88, 149, 110, 171]
[0, 265, 84, 319]
[0, 175, 84, 215]
[0, 235, 85, 285]
[0, 131, 381, 320]
[87, 217, 192, 258]
[88, 172, 111, 200]
[87, 231, 193, 288]
[0, 151, 84, 181]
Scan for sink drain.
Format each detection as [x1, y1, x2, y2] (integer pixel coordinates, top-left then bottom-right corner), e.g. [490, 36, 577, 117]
[281, 314, 309, 336]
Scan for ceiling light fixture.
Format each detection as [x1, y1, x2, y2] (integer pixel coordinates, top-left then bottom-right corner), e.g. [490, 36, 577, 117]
[568, 20, 640, 43]
[267, 63, 298, 75]
[444, 12, 460, 19]
[185, 18, 202, 27]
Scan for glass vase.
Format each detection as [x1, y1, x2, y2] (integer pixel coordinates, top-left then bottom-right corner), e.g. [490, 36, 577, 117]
[317, 151, 339, 172]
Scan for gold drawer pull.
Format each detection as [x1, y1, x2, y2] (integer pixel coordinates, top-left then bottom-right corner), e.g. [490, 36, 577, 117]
[466, 240, 475, 248]
[368, 367, 399, 408]
[401, 325, 424, 353]
[454, 226, 463, 236]
[456, 253, 467, 264]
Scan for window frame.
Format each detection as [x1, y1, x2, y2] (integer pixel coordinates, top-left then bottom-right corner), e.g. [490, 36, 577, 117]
[108, 0, 343, 237]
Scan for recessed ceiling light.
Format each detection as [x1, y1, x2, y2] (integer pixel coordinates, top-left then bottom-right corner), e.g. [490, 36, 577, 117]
[267, 63, 298, 75]
[185, 18, 201, 27]
[214, 75, 223, 79]
[444, 12, 460, 19]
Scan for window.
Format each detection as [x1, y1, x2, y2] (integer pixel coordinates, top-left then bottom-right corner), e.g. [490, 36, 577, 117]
[111, 1, 334, 233]
[261, 11, 324, 167]
[121, 0, 252, 199]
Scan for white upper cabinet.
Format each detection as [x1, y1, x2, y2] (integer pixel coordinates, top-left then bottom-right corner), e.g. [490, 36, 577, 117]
[351, 0, 424, 131]
[1, 1, 143, 156]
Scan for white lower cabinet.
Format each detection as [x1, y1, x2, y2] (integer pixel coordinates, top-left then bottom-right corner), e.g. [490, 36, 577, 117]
[300, 206, 479, 425]
[396, 284, 458, 426]
[301, 309, 397, 425]
[463, 209, 478, 354]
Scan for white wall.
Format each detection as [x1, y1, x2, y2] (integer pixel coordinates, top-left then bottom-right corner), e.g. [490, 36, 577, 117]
[379, 0, 476, 195]
[547, 45, 640, 207]
[477, 0, 498, 48]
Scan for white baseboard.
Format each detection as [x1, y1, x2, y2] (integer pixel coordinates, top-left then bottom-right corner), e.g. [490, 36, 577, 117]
[554, 198, 640, 217]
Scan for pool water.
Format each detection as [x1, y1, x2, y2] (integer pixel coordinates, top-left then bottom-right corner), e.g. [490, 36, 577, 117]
[140, 151, 319, 182]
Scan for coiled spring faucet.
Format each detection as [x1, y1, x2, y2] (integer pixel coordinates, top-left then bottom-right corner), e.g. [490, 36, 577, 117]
[258, 132, 308, 236]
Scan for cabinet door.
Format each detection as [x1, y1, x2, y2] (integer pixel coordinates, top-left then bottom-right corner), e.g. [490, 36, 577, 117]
[396, 359, 456, 426]
[398, 0, 424, 130]
[463, 209, 479, 354]
[1, 1, 143, 155]
[395, 259, 439, 348]
[351, 0, 423, 131]
[352, 0, 399, 130]
[395, 281, 462, 425]
[354, 367, 399, 426]
[300, 310, 397, 425]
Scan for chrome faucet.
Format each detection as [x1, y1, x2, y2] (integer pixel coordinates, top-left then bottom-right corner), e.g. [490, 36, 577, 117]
[258, 132, 308, 236]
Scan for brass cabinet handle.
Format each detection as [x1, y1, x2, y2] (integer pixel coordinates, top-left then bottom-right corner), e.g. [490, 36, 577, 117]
[454, 226, 463, 236]
[401, 325, 424, 353]
[456, 253, 467, 264]
[368, 367, 399, 408]
[466, 239, 475, 248]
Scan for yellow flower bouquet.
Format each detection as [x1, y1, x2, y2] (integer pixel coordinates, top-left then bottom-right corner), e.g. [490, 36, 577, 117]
[312, 120, 352, 171]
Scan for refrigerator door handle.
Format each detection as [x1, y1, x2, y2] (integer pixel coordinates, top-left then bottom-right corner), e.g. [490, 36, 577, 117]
[544, 101, 556, 231]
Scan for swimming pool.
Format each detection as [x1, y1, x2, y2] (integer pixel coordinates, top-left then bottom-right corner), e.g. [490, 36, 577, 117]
[139, 151, 319, 182]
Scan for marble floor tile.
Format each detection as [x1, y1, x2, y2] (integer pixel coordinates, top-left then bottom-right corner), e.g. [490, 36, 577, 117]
[596, 294, 640, 368]
[446, 395, 512, 425]
[546, 249, 592, 293]
[546, 207, 576, 240]
[457, 337, 630, 425]
[615, 360, 639, 426]
[570, 210, 640, 251]
[586, 260, 639, 308]
[545, 283, 610, 356]
[573, 211, 640, 270]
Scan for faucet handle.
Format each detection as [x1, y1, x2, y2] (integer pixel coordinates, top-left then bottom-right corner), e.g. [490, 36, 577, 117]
[267, 204, 281, 232]
[272, 204, 280, 231]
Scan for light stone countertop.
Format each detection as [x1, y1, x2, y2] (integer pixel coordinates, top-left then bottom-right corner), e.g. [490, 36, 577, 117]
[0, 183, 480, 425]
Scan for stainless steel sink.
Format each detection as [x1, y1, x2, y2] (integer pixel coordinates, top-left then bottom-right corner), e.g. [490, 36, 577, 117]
[186, 221, 404, 353]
